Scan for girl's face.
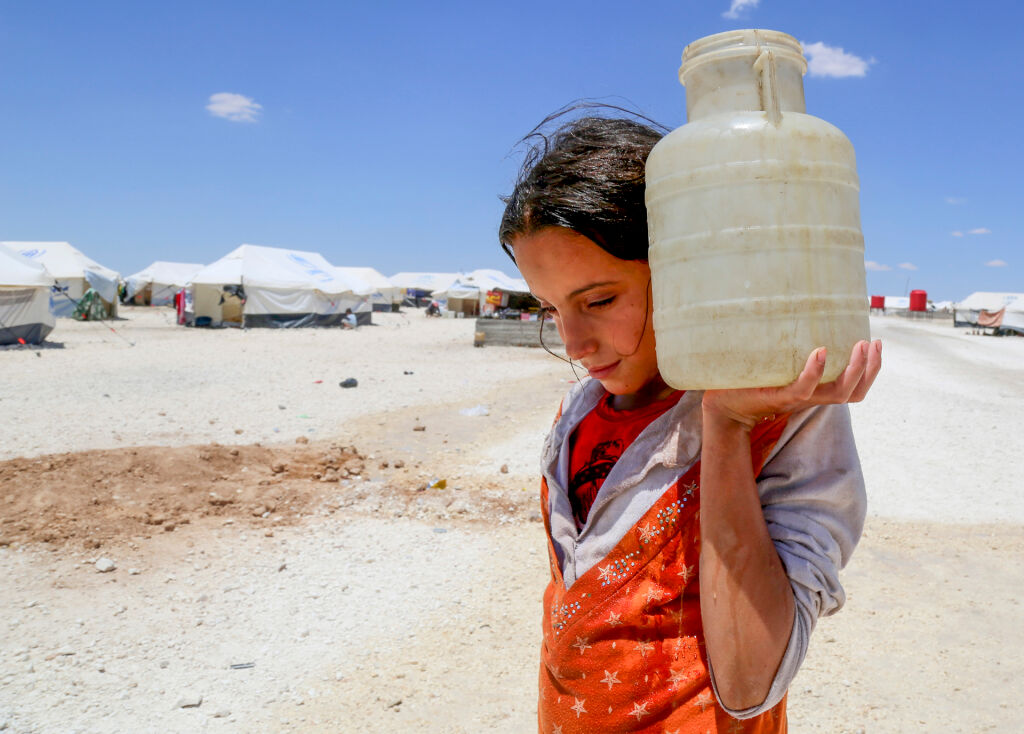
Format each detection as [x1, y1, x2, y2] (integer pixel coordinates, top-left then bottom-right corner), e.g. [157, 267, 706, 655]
[510, 227, 661, 396]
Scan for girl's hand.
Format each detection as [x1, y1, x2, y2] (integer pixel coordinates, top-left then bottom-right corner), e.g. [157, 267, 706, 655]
[702, 339, 883, 429]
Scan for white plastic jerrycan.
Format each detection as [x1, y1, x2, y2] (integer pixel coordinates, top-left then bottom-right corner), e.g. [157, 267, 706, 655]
[646, 29, 869, 390]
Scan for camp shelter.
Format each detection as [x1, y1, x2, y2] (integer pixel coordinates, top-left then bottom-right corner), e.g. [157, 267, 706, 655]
[0, 244, 56, 345]
[389, 272, 462, 307]
[186, 244, 373, 328]
[334, 266, 400, 311]
[125, 261, 204, 306]
[1, 241, 119, 318]
[954, 292, 1024, 334]
[430, 269, 532, 316]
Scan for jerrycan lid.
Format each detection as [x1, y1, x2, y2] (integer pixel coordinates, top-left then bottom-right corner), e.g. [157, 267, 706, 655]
[679, 29, 807, 85]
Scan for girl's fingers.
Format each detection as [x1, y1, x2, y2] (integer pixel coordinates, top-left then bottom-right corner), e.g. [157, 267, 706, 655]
[847, 339, 882, 403]
[811, 340, 869, 404]
[786, 347, 828, 403]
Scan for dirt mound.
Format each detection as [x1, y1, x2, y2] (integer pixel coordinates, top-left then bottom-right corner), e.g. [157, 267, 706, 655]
[0, 441, 536, 550]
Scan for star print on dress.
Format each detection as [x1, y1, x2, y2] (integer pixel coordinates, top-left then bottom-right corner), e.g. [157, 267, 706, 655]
[634, 639, 655, 657]
[678, 564, 696, 584]
[693, 690, 715, 712]
[667, 668, 688, 687]
[645, 585, 665, 604]
[572, 636, 592, 655]
[628, 701, 651, 721]
[639, 523, 657, 543]
[598, 564, 614, 583]
[606, 611, 622, 627]
[601, 670, 620, 689]
[570, 698, 587, 718]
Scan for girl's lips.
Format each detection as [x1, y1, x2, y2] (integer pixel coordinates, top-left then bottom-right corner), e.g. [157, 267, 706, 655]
[586, 361, 620, 379]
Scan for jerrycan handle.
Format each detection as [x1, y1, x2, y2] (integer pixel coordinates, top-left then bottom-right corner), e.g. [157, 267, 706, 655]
[752, 48, 782, 125]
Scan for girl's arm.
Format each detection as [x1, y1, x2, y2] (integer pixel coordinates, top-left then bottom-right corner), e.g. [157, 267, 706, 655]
[698, 340, 882, 711]
[699, 412, 795, 710]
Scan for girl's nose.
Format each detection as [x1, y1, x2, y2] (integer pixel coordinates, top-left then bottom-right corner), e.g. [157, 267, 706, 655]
[558, 313, 597, 362]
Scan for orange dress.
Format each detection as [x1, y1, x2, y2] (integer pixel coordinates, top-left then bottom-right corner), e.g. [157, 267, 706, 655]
[538, 417, 789, 733]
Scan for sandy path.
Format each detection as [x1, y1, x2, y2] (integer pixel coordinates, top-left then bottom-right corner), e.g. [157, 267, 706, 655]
[2, 310, 1022, 732]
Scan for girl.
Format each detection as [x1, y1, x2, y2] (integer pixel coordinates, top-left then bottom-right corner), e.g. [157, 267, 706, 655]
[499, 115, 881, 733]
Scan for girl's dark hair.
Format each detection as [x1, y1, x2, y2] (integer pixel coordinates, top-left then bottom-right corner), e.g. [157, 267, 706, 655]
[499, 107, 667, 262]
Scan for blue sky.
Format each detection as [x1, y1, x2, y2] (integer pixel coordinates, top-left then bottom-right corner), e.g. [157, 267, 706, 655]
[1, 0, 1019, 302]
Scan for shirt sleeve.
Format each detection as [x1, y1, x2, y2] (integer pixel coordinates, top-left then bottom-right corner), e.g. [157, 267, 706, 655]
[711, 403, 867, 718]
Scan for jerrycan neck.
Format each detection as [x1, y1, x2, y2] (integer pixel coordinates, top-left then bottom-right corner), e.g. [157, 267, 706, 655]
[679, 29, 808, 123]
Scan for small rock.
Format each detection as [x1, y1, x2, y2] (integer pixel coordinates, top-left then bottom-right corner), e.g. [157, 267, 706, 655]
[163, 524, 175, 532]
[278, 562, 287, 572]
[175, 693, 202, 709]
[412, 425, 426, 432]
[213, 709, 231, 718]
[339, 378, 358, 388]
[234, 428, 244, 435]
[500, 464, 509, 474]
[393, 460, 405, 469]
[295, 436, 309, 445]
[159, 661, 170, 669]
[128, 568, 141, 575]
[95, 558, 116, 573]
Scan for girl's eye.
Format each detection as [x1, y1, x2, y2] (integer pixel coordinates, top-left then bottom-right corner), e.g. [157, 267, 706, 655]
[589, 296, 615, 309]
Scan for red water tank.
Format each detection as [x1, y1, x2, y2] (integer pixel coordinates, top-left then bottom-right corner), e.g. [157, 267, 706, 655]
[870, 295, 885, 309]
[909, 290, 927, 312]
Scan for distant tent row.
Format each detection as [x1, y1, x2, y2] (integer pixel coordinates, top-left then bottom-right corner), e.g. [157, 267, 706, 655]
[954, 292, 1024, 334]
[1, 238, 534, 341]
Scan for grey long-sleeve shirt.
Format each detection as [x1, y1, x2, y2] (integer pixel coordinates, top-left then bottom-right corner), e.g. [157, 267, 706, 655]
[540, 379, 866, 718]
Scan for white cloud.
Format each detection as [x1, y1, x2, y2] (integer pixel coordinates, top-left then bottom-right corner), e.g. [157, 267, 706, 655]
[985, 259, 1008, 267]
[945, 196, 966, 205]
[722, 0, 759, 19]
[865, 260, 891, 272]
[951, 231, 964, 237]
[898, 263, 918, 271]
[801, 41, 872, 78]
[206, 92, 262, 122]
[968, 227, 991, 235]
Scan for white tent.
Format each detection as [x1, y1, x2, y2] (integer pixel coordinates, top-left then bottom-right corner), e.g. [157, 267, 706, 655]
[0, 244, 56, 345]
[430, 268, 531, 316]
[125, 261, 204, 306]
[186, 244, 373, 328]
[389, 271, 462, 306]
[0, 241, 119, 318]
[334, 266, 400, 311]
[954, 292, 1024, 334]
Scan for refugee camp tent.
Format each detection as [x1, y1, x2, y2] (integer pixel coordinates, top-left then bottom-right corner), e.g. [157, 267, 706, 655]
[333, 266, 400, 311]
[186, 244, 373, 328]
[954, 292, 1024, 334]
[0, 241, 120, 318]
[125, 261, 204, 306]
[430, 269, 532, 316]
[0, 244, 56, 345]
[388, 272, 461, 307]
